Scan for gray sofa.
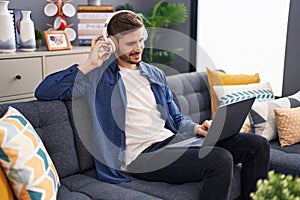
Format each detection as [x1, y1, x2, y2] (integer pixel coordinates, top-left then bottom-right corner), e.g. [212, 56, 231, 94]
[169, 72, 300, 179]
[0, 71, 244, 199]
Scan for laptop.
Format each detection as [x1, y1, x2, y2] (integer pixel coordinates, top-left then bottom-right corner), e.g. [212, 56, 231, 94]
[166, 97, 256, 149]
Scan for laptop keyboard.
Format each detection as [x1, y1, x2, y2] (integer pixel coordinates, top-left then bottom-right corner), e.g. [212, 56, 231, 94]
[190, 137, 205, 146]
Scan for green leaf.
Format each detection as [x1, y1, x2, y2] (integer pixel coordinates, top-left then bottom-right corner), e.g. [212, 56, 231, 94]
[138, 13, 153, 27]
[158, 3, 188, 27]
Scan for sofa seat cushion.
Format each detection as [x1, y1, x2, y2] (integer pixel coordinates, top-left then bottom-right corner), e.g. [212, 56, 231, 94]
[269, 140, 300, 175]
[60, 174, 162, 200]
[57, 185, 92, 200]
[120, 165, 240, 200]
[83, 165, 241, 200]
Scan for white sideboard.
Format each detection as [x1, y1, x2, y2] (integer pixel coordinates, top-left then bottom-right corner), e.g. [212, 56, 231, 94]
[0, 46, 90, 103]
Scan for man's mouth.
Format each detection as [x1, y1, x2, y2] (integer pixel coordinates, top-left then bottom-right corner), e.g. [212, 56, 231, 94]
[130, 52, 141, 59]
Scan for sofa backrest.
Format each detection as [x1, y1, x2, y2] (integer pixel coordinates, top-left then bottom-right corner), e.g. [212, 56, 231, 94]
[64, 99, 95, 173]
[0, 71, 212, 180]
[0, 100, 81, 179]
[167, 71, 211, 124]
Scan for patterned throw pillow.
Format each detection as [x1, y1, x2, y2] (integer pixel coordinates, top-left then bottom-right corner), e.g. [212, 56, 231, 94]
[213, 82, 274, 106]
[274, 107, 300, 147]
[249, 91, 300, 141]
[0, 166, 14, 200]
[213, 82, 275, 132]
[0, 106, 60, 200]
[206, 67, 260, 119]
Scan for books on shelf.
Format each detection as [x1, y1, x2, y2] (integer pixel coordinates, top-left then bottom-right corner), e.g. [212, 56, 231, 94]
[77, 5, 114, 12]
[77, 12, 114, 20]
[78, 35, 95, 46]
[77, 24, 105, 35]
[77, 5, 114, 46]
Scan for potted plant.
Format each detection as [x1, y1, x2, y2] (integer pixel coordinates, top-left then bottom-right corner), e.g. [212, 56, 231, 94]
[35, 29, 43, 48]
[250, 171, 300, 200]
[137, 1, 188, 66]
[115, 1, 187, 68]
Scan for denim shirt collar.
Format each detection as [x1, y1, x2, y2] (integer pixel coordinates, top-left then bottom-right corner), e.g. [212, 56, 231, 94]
[107, 56, 161, 85]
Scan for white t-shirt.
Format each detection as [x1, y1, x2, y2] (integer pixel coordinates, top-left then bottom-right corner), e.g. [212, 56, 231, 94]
[119, 66, 174, 168]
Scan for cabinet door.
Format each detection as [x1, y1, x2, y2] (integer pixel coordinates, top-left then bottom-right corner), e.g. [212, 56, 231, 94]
[45, 53, 89, 76]
[0, 57, 43, 99]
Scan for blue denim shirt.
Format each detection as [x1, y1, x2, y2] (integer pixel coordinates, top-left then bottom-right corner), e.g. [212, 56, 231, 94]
[35, 56, 196, 183]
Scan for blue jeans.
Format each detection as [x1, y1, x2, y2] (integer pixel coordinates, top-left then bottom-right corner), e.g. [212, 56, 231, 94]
[126, 133, 270, 200]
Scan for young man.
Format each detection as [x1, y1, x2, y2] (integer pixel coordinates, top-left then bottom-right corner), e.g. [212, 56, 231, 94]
[35, 11, 270, 200]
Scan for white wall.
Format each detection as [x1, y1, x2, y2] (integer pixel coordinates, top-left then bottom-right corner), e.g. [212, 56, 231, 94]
[197, 0, 290, 96]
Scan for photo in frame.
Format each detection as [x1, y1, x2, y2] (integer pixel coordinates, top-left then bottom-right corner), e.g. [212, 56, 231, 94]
[44, 30, 72, 51]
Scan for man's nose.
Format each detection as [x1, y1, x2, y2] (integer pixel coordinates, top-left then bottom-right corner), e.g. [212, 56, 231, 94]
[134, 42, 144, 51]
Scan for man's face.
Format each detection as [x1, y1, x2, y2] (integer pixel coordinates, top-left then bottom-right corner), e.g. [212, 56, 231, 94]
[116, 28, 145, 65]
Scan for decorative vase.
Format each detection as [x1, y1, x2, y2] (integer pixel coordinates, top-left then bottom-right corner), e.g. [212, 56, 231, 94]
[0, 0, 16, 53]
[20, 10, 36, 51]
[88, 0, 101, 6]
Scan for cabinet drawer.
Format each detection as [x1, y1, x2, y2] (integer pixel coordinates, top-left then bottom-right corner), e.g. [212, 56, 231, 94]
[45, 53, 89, 76]
[0, 57, 43, 98]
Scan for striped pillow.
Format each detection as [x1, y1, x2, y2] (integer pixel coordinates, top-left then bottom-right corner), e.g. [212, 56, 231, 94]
[219, 89, 274, 106]
[213, 82, 275, 133]
[0, 106, 60, 200]
[213, 82, 275, 106]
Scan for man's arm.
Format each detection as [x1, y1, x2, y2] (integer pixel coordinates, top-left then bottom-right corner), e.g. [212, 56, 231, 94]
[164, 78, 197, 135]
[35, 64, 86, 100]
[164, 77, 211, 136]
[35, 35, 112, 100]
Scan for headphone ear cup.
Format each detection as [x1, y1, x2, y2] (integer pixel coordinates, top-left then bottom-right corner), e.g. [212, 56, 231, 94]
[107, 37, 116, 53]
[143, 27, 148, 41]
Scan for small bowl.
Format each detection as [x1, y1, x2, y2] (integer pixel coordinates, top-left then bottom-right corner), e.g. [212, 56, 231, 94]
[44, 3, 58, 17]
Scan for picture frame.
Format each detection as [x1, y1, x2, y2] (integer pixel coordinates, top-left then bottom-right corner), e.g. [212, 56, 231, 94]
[44, 30, 72, 51]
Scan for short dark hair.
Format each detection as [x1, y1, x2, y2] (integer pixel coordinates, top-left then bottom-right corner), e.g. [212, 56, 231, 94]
[107, 11, 144, 37]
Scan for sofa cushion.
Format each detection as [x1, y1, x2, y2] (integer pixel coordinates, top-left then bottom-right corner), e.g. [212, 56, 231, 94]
[274, 107, 300, 147]
[0, 101, 80, 178]
[118, 165, 241, 200]
[64, 99, 95, 173]
[206, 67, 260, 119]
[57, 185, 92, 200]
[213, 82, 275, 133]
[0, 166, 14, 200]
[249, 91, 300, 141]
[0, 106, 60, 200]
[213, 82, 274, 106]
[269, 140, 300, 175]
[167, 71, 211, 124]
[61, 174, 162, 200]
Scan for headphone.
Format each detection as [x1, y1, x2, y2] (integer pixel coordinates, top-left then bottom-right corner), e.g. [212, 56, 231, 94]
[98, 10, 148, 58]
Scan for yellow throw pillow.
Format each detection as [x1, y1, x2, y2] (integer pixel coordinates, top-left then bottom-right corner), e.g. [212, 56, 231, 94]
[274, 107, 300, 147]
[206, 67, 260, 118]
[0, 166, 14, 200]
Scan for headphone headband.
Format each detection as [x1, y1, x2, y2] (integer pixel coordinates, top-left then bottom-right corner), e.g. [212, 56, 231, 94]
[102, 10, 148, 41]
